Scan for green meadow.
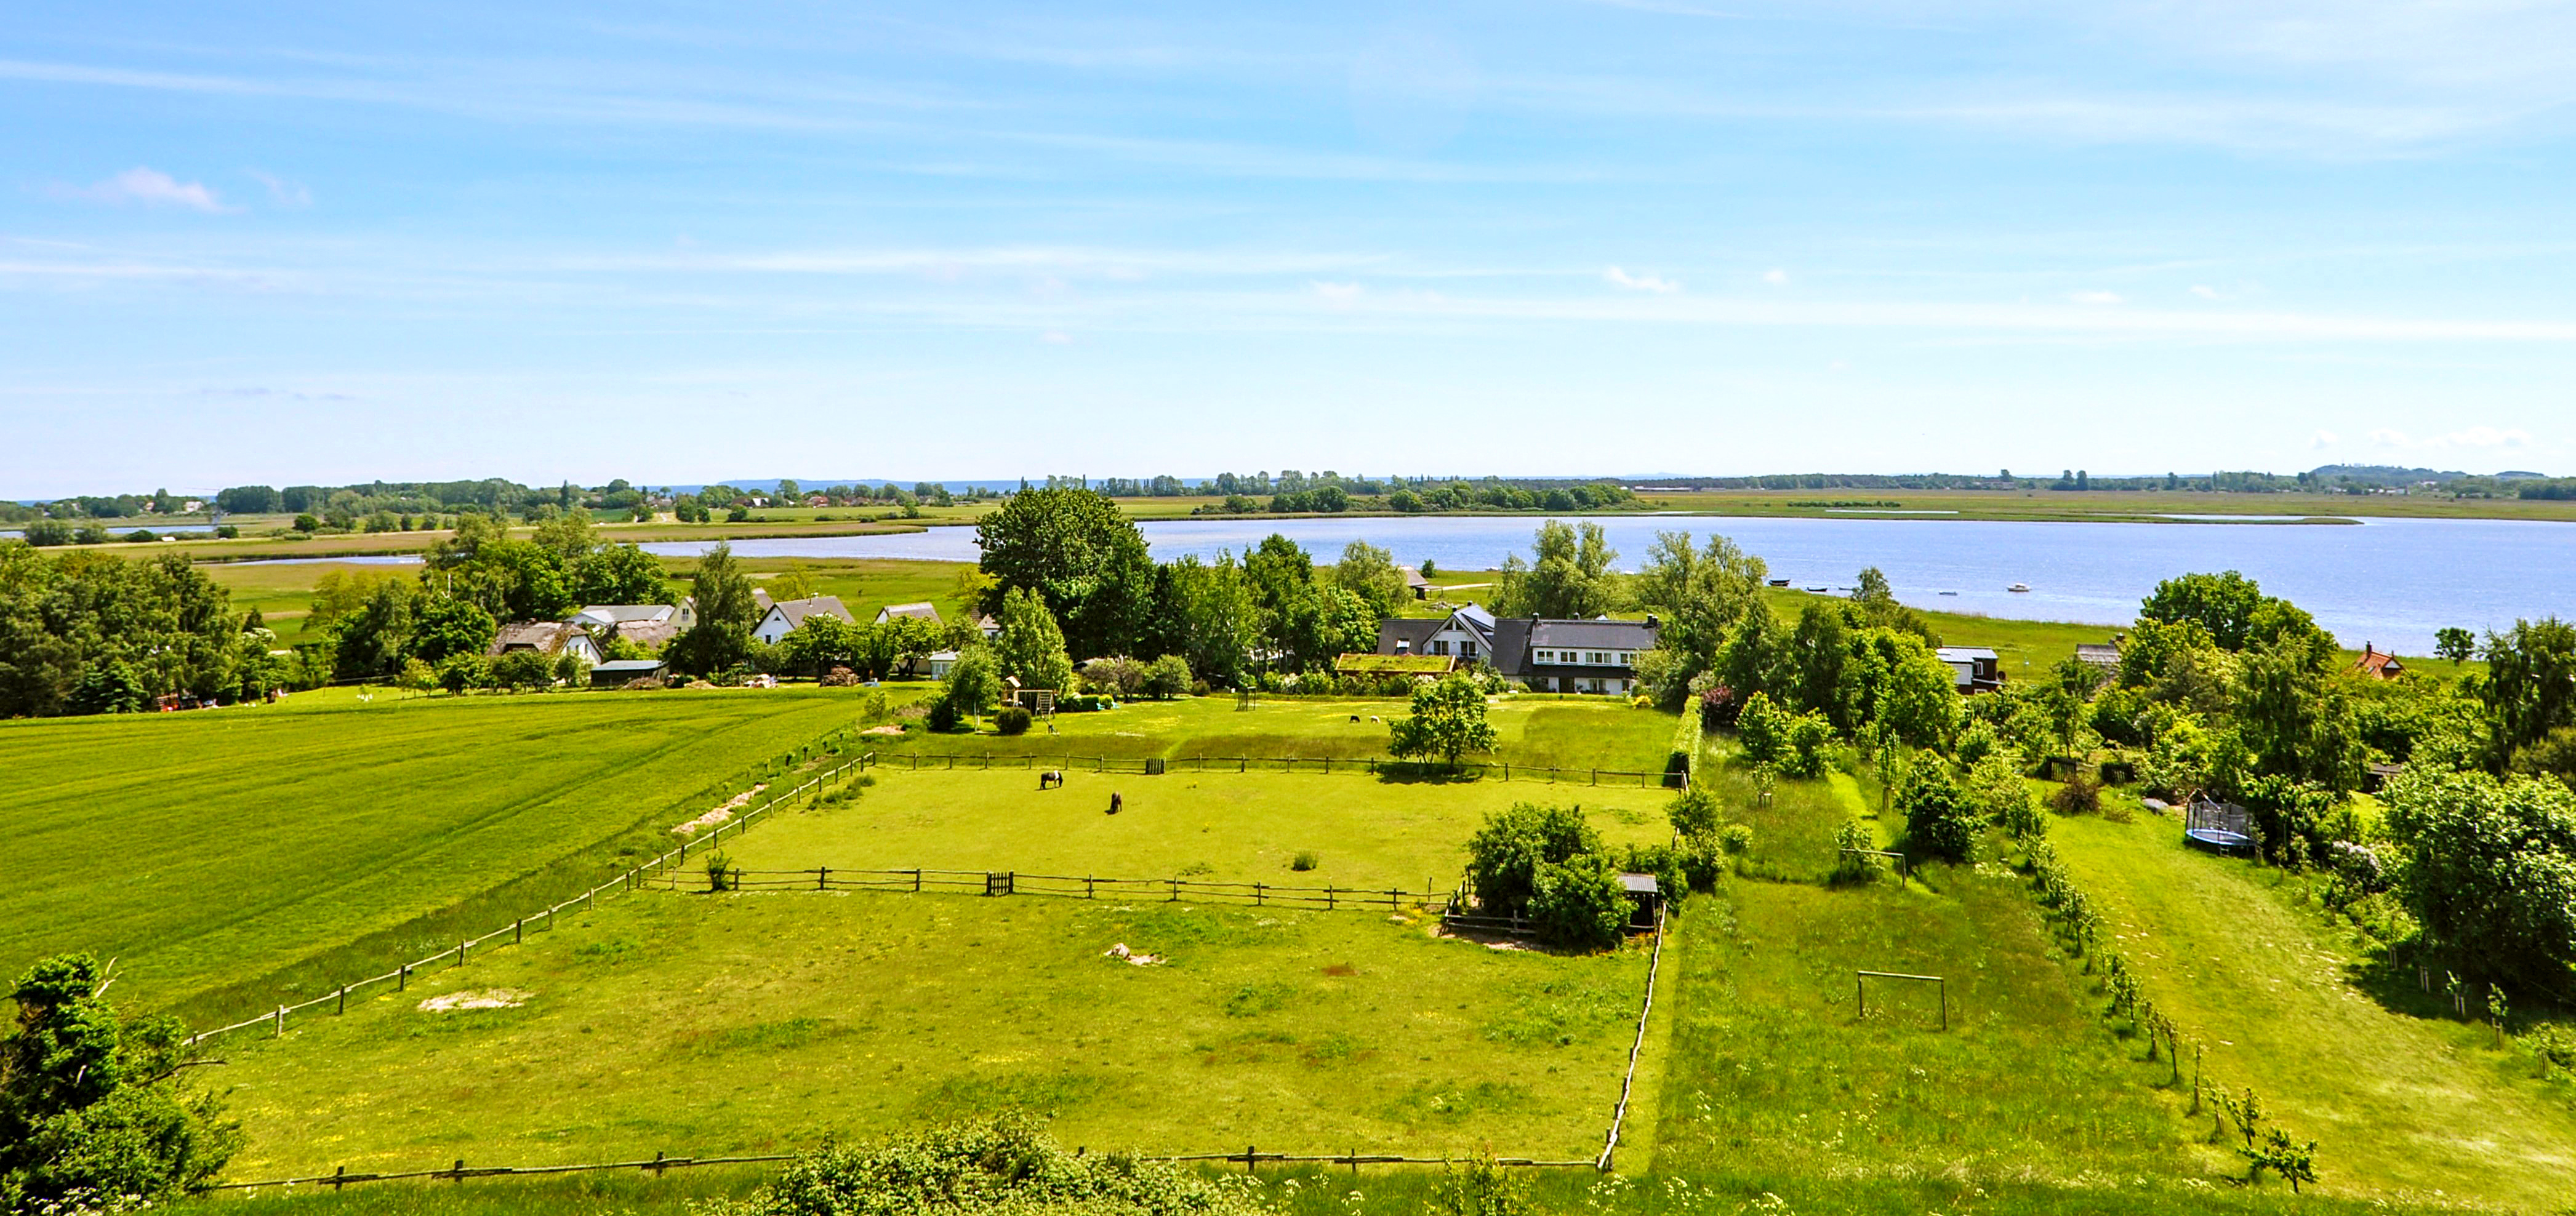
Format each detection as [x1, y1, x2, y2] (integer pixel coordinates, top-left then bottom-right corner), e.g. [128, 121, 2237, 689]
[0, 686, 868, 1022]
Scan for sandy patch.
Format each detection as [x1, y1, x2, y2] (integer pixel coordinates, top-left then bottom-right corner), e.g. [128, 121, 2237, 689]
[673, 783, 768, 835]
[1104, 942, 1163, 966]
[861, 724, 905, 735]
[417, 988, 531, 1012]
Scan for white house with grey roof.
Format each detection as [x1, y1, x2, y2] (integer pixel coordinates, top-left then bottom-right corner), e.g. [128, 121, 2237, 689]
[753, 595, 856, 646]
[1374, 606, 1659, 695]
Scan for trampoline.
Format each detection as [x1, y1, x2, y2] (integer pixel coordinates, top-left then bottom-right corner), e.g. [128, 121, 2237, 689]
[2183, 797, 2255, 854]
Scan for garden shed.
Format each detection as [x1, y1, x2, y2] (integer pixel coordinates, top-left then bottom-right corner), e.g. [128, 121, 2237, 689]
[1618, 872, 1663, 930]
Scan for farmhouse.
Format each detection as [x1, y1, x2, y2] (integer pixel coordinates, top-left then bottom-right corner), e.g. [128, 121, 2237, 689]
[2354, 644, 2405, 679]
[753, 595, 855, 646]
[1935, 646, 2004, 694]
[1373, 604, 1659, 695]
[875, 602, 941, 625]
[588, 658, 666, 687]
[570, 601, 696, 651]
[1398, 566, 1432, 599]
[489, 620, 605, 667]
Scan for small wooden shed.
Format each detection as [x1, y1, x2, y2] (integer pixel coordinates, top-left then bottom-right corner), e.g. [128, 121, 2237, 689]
[1618, 872, 1663, 930]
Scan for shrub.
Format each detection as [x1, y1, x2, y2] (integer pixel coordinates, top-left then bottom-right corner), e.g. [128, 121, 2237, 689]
[1969, 755, 2047, 840]
[2050, 770, 2103, 815]
[20, 518, 71, 546]
[925, 696, 962, 732]
[1900, 765, 1982, 863]
[1717, 823, 1754, 857]
[1057, 694, 1112, 713]
[993, 705, 1033, 736]
[1737, 692, 1789, 764]
[1290, 850, 1320, 872]
[705, 850, 733, 892]
[701, 1115, 1263, 1216]
[1429, 1154, 1531, 1216]
[1666, 788, 1720, 839]
[1141, 654, 1193, 699]
[1784, 713, 1836, 779]
[1832, 817, 1880, 883]
[1530, 852, 1629, 949]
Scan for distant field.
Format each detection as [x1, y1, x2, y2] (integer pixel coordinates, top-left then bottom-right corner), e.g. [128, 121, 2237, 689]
[208, 893, 1650, 1175]
[0, 687, 868, 1020]
[720, 769, 1676, 892]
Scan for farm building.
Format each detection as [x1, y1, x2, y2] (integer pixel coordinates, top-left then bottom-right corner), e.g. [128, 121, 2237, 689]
[876, 602, 941, 625]
[569, 601, 695, 650]
[753, 595, 855, 646]
[1935, 646, 2004, 694]
[1398, 566, 1432, 599]
[489, 621, 606, 666]
[2074, 641, 2122, 671]
[1373, 605, 1659, 695]
[588, 658, 667, 687]
[2354, 645, 2405, 679]
[922, 649, 960, 679]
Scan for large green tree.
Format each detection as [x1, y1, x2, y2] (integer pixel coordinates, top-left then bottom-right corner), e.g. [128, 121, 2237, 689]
[666, 542, 759, 677]
[973, 489, 1154, 659]
[1389, 673, 1498, 769]
[1, 954, 241, 1209]
[1630, 530, 1769, 708]
[2481, 617, 2576, 768]
[1331, 540, 1408, 618]
[2383, 769, 2576, 991]
[1495, 520, 1616, 620]
[993, 586, 1076, 695]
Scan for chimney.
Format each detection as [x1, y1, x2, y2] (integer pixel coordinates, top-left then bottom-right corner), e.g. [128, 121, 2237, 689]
[1645, 614, 1659, 628]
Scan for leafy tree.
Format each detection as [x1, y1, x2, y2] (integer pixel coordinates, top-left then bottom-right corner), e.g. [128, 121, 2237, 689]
[993, 587, 1075, 695]
[1332, 540, 1407, 617]
[1495, 520, 1616, 619]
[1389, 674, 1498, 769]
[939, 646, 1004, 719]
[2139, 571, 2268, 650]
[409, 596, 497, 666]
[1148, 555, 1259, 689]
[776, 613, 863, 678]
[2382, 768, 2576, 990]
[0, 954, 241, 1210]
[667, 543, 759, 677]
[490, 649, 556, 691]
[1736, 691, 1791, 766]
[1666, 788, 1721, 839]
[571, 543, 669, 606]
[2236, 632, 2365, 794]
[2422, 626, 2475, 665]
[66, 660, 148, 714]
[1464, 802, 1602, 918]
[1900, 764, 1981, 863]
[1141, 652, 1193, 699]
[1630, 530, 1769, 708]
[973, 488, 1154, 659]
[2479, 617, 2576, 767]
[19, 519, 70, 547]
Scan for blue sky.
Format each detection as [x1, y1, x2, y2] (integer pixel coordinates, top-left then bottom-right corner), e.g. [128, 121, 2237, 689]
[4, 1, 2574, 496]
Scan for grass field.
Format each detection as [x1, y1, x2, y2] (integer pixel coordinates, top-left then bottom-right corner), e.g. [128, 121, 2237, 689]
[720, 769, 1679, 892]
[2049, 811, 2576, 1210]
[873, 695, 1682, 777]
[207, 892, 1651, 1176]
[0, 686, 869, 1021]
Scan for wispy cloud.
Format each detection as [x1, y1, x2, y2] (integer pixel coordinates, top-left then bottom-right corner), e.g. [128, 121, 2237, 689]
[1762, 268, 1789, 286]
[1310, 281, 1366, 308]
[48, 167, 232, 213]
[1604, 265, 1682, 294]
[248, 170, 311, 207]
[2068, 290, 2123, 305]
[2311, 429, 2338, 448]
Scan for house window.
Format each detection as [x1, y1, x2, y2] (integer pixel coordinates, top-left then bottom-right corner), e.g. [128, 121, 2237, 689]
[1587, 651, 1608, 665]
[1430, 640, 1448, 655]
[1462, 641, 1478, 658]
[1535, 650, 1552, 662]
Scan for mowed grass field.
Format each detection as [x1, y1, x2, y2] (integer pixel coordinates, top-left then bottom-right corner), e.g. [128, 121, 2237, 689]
[209, 891, 1651, 1175]
[0, 686, 869, 1020]
[722, 769, 1678, 892]
[2050, 812, 2576, 1210]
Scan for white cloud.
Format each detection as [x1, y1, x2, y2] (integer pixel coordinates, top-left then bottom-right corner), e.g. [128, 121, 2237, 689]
[50, 167, 231, 212]
[1762, 268, 1789, 286]
[2068, 290, 2124, 306]
[1310, 281, 1366, 309]
[247, 170, 311, 207]
[2311, 429, 2339, 448]
[2191, 285, 2227, 300]
[1040, 330, 1073, 345]
[1605, 265, 1682, 294]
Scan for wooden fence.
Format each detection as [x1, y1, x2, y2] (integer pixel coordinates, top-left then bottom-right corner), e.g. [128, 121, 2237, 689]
[664, 865, 1443, 911]
[884, 751, 1672, 787]
[1595, 902, 1669, 1171]
[182, 751, 874, 1050]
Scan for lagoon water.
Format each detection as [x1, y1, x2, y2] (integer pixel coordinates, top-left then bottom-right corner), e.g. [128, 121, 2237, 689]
[642, 514, 2576, 655]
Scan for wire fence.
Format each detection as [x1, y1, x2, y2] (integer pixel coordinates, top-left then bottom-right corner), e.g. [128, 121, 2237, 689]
[880, 751, 1679, 788]
[664, 865, 1446, 911]
[182, 748, 876, 1050]
[1595, 902, 1669, 1171]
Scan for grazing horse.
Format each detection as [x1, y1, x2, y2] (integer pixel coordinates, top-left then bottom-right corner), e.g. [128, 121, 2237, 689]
[1039, 770, 1064, 790]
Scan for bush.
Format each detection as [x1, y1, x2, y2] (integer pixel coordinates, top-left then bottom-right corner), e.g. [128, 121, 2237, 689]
[1717, 823, 1754, 857]
[1530, 852, 1629, 949]
[1666, 788, 1720, 839]
[1900, 765, 1982, 863]
[20, 518, 71, 546]
[1290, 850, 1320, 872]
[1057, 694, 1112, 713]
[705, 850, 733, 892]
[699, 1115, 1263, 1216]
[1832, 817, 1881, 883]
[1784, 713, 1836, 779]
[1142, 654, 1193, 699]
[2050, 770, 2103, 815]
[926, 696, 963, 732]
[993, 705, 1033, 735]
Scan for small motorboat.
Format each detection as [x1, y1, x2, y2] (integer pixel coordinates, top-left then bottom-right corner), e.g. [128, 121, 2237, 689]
[1804, 585, 1829, 593]
[1938, 591, 1959, 596]
[1767, 578, 1790, 587]
[2007, 583, 2031, 593]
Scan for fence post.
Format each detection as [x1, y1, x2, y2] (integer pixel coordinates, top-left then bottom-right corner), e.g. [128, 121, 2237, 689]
[1326, 887, 1335, 911]
[273, 1006, 284, 1037]
[914, 869, 923, 893]
[819, 866, 830, 890]
[515, 918, 524, 945]
[1169, 878, 1178, 902]
[398, 964, 409, 991]
[458, 939, 467, 965]
[1255, 882, 1264, 906]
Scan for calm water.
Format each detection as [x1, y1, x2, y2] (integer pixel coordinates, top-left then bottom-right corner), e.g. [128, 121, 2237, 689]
[641, 515, 2576, 655]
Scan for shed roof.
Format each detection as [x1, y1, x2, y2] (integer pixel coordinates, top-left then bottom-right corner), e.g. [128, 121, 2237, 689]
[767, 596, 854, 629]
[1618, 873, 1661, 895]
[1935, 647, 2000, 662]
[877, 601, 942, 623]
[592, 658, 667, 674]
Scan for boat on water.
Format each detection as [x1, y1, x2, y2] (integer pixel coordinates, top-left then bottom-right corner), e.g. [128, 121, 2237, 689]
[1804, 585, 1829, 593]
[1938, 591, 1959, 596]
[2007, 583, 2031, 593]
[1767, 578, 1790, 587]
